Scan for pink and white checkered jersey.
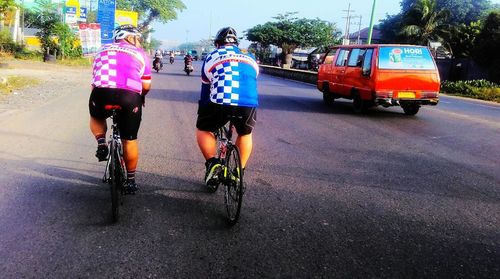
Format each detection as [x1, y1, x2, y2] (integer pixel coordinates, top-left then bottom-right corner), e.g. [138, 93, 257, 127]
[91, 41, 152, 94]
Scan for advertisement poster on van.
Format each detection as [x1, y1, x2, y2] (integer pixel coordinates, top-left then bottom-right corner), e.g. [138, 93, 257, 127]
[379, 47, 436, 70]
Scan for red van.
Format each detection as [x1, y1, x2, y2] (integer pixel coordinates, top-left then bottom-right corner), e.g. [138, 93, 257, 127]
[317, 44, 440, 115]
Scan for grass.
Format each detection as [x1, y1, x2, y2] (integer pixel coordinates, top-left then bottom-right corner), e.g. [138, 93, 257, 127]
[56, 57, 93, 67]
[0, 76, 40, 95]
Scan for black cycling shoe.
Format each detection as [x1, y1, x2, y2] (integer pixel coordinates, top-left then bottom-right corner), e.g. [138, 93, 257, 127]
[95, 145, 109, 162]
[204, 158, 222, 192]
[124, 180, 138, 194]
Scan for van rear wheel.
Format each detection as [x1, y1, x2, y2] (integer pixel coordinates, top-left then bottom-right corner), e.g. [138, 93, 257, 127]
[402, 103, 420, 115]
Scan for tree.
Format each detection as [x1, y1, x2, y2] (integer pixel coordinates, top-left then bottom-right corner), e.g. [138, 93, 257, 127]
[117, 0, 186, 31]
[246, 13, 341, 65]
[400, 0, 450, 45]
[474, 11, 500, 83]
[53, 22, 82, 59]
[379, 14, 405, 43]
[0, 0, 16, 18]
[400, 0, 492, 24]
[446, 21, 482, 58]
[142, 37, 162, 51]
[34, 0, 62, 58]
[381, 0, 494, 43]
[0, 0, 16, 29]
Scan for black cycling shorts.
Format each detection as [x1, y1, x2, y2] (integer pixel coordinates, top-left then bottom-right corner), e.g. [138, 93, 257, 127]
[196, 102, 257, 135]
[89, 87, 143, 140]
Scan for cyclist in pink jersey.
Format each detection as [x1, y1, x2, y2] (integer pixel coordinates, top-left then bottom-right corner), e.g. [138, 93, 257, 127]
[89, 24, 151, 193]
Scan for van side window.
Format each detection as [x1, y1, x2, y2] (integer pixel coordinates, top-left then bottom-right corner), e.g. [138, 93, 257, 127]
[348, 49, 361, 66]
[335, 49, 349, 66]
[362, 49, 374, 76]
[357, 49, 366, 66]
[347, 49, 367, 67]
[323, 49, 337, 65]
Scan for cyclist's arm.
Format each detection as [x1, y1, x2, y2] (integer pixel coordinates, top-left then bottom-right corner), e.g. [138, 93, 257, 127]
[199, 61, 211, 105]
[141, 52, 152, 95]
[142, 76, 151, 94]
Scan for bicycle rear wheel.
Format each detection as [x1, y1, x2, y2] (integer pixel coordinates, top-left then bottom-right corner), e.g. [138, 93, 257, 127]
[223, 145, 244, 225]
[109, 145, 123, 222]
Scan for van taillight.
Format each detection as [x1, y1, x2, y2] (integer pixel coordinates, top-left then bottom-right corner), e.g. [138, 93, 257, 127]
[376, 91, 392, 98]
[422, 92, 439, 98]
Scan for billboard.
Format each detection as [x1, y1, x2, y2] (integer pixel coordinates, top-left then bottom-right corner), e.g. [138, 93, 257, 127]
[378, 46, 436, 70]
[79, 23, 102, 56]
[115, 10, 138, 27]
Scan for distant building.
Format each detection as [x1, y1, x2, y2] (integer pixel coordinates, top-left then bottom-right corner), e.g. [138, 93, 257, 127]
[348, 27, 383, 45]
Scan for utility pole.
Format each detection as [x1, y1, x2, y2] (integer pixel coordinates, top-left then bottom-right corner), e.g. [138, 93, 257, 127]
[367, 0, 378, 44]
[342, 3, 355, 45]
[356, 15, 362, 44]
[209, 11, 212, 40]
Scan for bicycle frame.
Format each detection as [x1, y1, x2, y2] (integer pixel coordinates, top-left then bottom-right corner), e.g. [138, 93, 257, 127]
[102, 111, 126, 184]
[215, 122, 234, 166]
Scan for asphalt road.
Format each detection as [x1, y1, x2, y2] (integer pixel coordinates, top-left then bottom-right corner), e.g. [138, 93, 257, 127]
[0, 58, 499, 278]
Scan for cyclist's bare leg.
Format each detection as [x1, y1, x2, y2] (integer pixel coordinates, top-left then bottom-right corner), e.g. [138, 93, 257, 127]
[122, 139, 139, 172]
[235, 133, 253, 168]
[89, 117, 107, 136]
[196, 129, 217, 160]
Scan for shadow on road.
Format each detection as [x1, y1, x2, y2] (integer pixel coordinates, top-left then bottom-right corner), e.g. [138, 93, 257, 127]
[0, 152, 233, 229]
[258, 93, 409, 117]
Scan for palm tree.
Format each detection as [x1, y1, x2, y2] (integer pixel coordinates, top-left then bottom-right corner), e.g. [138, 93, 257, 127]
[400, 0, 450, 45]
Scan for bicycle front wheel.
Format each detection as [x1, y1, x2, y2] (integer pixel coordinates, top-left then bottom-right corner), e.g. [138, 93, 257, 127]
[223, 145, 244, 225]
[110, 147, 123, 222]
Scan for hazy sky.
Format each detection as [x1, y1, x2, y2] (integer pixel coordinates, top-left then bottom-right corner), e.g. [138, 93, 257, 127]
[153, 0, 403, 48]
[151, 0, 500, 48]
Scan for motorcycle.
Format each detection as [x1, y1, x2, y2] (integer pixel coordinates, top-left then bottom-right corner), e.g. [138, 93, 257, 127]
[169, 56, 175, 64]
[184, 62, 193, 75]
[153, 57, 163, 73]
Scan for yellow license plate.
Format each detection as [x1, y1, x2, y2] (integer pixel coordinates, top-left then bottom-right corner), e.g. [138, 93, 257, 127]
[398, 91, 416, 99]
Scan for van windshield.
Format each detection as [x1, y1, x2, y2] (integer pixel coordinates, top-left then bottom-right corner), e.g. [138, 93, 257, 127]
[378, 46, 436, 70]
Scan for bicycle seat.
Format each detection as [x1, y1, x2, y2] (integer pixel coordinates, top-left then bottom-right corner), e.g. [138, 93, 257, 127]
[104, 105, 122, 111]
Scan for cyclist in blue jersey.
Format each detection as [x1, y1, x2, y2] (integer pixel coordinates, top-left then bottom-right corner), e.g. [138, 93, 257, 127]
[196, 27, 259, 186]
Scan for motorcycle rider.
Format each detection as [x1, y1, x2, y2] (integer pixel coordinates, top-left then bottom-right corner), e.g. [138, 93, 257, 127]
[153, 49, 163, 70]
[184, 53, 193, 72]
[169, 50, 175, 63]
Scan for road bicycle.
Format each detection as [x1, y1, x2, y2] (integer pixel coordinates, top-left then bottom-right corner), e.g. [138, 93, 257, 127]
[102, 106, 127, 222]
[208, 121, 245, 225]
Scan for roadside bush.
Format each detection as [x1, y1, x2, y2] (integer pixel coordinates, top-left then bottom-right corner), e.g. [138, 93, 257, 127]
[14, 49, 43, 60]
[0, 29, 22, 53]
[441, 80, 500, 102]
[53, 22, 82, 59]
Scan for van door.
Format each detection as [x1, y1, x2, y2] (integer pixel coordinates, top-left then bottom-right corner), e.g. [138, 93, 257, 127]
[331, 48, 349, 96]
[343, 48, 366, 94]
[319, 48, 337, 90]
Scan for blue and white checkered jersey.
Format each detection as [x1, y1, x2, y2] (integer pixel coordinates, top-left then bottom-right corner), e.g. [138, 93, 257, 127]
[200, 45, 259, 107]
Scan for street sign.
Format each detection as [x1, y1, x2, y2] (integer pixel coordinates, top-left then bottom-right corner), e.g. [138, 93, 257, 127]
[97, 0, 116, 45]
[79, 7, 87, 22]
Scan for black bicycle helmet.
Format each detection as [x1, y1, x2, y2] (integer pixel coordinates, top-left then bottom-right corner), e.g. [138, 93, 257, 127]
[113, 24, 141, 42]
[214, 27, 238, 46]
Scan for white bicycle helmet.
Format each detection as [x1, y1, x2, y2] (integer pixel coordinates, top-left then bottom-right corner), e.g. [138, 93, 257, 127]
[112, 24, 142, 42]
